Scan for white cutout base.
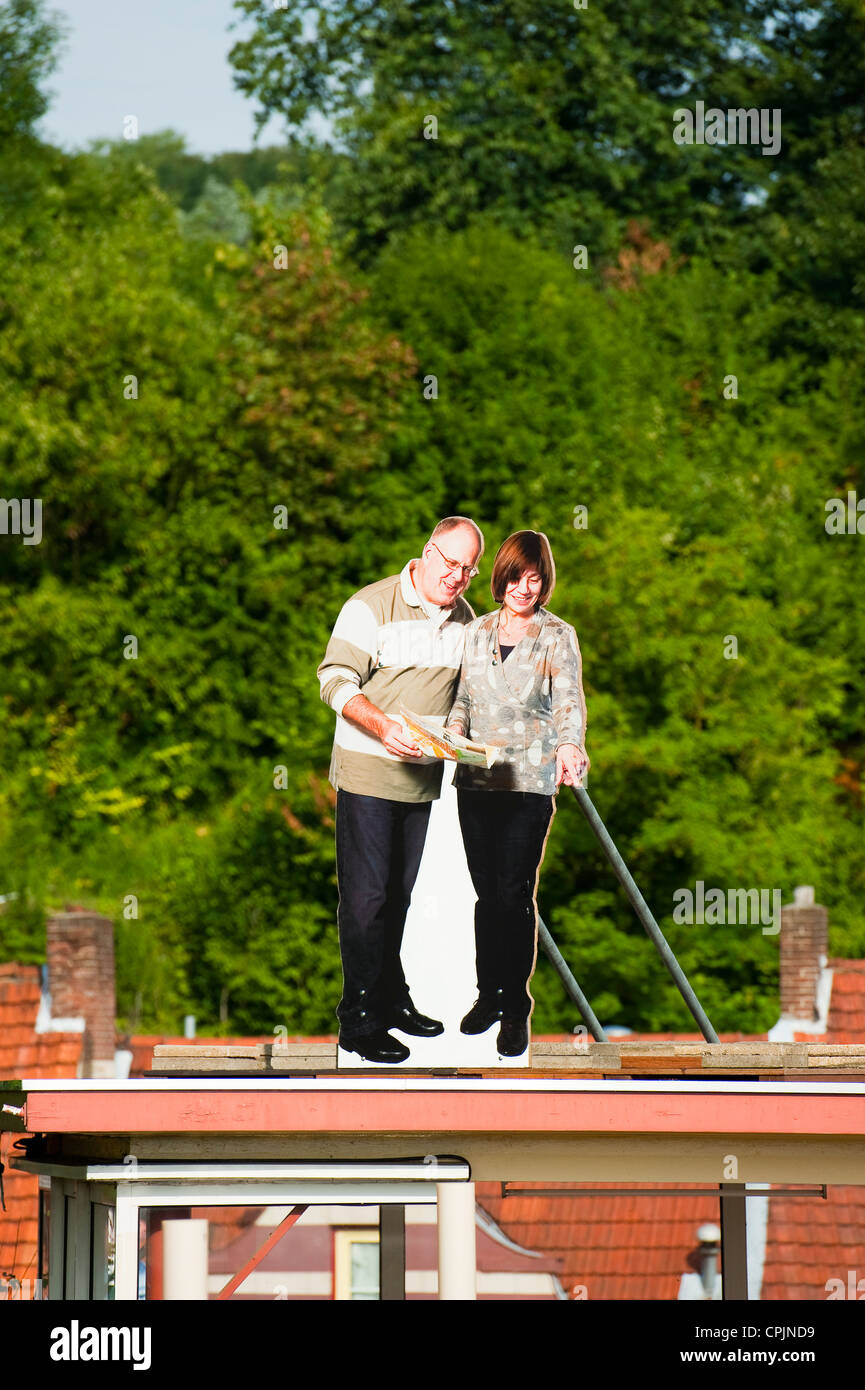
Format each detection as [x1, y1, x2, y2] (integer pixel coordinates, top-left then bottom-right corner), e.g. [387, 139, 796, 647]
[337, 761, 531, 1069]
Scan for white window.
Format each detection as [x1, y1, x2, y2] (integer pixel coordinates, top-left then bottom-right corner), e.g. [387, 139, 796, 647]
[333, 1229, 380, 1300]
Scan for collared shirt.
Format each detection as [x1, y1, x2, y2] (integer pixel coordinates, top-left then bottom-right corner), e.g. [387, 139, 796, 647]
[447, 606, 587, 795]
[317, 560, 475, 802]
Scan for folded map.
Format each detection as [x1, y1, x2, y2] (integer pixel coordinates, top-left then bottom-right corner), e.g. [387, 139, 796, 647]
[399, 707, 500, 769]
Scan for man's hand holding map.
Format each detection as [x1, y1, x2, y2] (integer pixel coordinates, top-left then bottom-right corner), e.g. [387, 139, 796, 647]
[399, 707, 500, 769]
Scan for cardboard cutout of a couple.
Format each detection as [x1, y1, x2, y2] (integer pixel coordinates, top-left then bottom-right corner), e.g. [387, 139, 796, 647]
[319, 526, 588, 1070]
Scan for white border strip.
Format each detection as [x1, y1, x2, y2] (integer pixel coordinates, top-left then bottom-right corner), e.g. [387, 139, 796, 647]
[15, 1160, 469, 1182]
[12, 1076, 865, 1096]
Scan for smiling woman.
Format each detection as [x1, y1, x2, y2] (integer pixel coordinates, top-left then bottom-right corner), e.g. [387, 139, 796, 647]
[445, 530, 589, 1058]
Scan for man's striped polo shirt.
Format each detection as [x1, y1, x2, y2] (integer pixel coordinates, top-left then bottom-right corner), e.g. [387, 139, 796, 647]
[317, 559, 475, 802]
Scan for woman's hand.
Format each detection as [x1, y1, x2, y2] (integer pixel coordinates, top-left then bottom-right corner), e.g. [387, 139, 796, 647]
[556, 743, 589, 787]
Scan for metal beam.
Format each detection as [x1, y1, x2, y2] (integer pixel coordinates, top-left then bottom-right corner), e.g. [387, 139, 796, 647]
[379, 1204, 406, 1301]
[571, 787, 719, 1043]
[503, 1184, 826, 1198]
[719, 1183, 749, 1300]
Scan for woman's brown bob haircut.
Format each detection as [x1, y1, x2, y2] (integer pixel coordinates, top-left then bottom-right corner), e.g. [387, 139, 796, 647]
[491, 531, 556, 608]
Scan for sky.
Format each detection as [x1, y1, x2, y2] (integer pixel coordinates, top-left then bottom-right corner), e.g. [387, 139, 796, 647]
[38, 0, 290, 156]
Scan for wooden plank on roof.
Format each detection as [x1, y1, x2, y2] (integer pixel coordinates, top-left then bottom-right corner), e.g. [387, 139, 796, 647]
[143, 1039, 865, 1077]
[151, 1054, 334, 1073]
[153, 1043, 335, 1058]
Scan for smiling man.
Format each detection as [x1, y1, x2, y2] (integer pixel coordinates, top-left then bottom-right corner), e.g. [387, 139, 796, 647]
[317, 518, 484, 1064]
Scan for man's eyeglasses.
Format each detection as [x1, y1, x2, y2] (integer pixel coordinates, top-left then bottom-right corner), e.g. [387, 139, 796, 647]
[430, 540, 479, 578]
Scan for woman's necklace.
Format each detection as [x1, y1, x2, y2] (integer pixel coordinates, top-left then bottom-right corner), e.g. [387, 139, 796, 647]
[498, 606, 533, 645]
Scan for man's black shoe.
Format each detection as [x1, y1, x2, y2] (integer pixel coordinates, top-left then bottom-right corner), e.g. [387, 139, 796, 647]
[390, 1004, 444, 1037]
[460, 997, 504, 1035]
[339, 1029, 410, 1064]
[496, 1017, 529, 1057]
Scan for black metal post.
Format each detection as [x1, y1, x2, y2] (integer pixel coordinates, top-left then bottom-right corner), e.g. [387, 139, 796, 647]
[719, 1184, 749, 1300]
[570, 786, 720, 1044]
[379, 1204, 406, 1301]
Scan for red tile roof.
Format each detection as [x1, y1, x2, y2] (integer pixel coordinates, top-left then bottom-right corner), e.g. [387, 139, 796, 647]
[0, 964, 83, 1287]
[825, 960, 865, 1043]
[761, 1185, 865, 1299]
[477, 1181, 719, 1300]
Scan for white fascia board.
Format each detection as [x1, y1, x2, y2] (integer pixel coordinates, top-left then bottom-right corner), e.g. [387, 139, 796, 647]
[15, 1076, 865, 1095]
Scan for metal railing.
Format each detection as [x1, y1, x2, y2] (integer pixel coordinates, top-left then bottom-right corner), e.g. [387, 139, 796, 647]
[538, 785, 719, 1045]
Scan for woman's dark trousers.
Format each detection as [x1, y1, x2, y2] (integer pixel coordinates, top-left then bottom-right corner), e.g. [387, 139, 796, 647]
[456, 788, 554, 1020]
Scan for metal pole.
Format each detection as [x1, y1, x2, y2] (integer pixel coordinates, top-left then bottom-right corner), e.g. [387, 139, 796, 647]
[379, 1204, 406, 1301]
[571, 787, 720, 1044]
[537, 916, 607, 1041]
[719, 1184, 749, 1300]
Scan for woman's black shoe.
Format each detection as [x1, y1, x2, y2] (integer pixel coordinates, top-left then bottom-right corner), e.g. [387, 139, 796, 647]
[460, 996, 504, 1034]
[496, 1017, 529, 1056]
[339, 1029, 410, 1064]
[390, 1003, 444, 1036]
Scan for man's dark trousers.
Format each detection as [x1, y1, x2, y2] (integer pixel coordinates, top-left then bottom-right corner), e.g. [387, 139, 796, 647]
[335, 788, 433, 1040]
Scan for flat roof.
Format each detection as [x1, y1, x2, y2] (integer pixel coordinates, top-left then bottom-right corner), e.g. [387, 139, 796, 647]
[4, 1075, 865, 1137]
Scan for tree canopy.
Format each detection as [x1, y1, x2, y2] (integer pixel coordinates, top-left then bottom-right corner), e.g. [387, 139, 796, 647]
[0, 0, 861, 1038]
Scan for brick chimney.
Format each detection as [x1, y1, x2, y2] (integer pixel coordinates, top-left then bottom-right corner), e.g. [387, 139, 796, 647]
[778, 886, 828, 1025]
[45, 912, 116, 1078]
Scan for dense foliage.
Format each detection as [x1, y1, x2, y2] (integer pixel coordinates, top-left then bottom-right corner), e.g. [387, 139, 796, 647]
[0, 0, 861, 1037]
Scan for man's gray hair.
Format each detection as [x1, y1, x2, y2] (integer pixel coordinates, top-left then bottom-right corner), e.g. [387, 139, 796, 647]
[430, 516, 484, 557]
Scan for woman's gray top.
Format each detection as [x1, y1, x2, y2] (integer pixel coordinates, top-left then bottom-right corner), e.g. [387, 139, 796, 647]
[447, 606, 587, 795]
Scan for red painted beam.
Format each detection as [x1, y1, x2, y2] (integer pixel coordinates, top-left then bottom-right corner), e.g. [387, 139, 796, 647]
[216, 1205, 307, 1300]
[19, 1086, 865, 1137]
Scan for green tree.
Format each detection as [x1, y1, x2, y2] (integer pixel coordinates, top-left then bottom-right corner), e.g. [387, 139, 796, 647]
[0, 0, 68, 215]
[83, 130, 340, 215]
[0, 0, 66, 139]
[179, 174, 252, 243]
[371, 221, 864, 1028]
[228, 0, 805, 263]
[0, 150, 441, 1032]
[84, 130, 214, 210]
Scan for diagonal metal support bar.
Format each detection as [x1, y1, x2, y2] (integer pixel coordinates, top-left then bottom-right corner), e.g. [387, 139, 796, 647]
[537, 916, 607, 1041]
[217, 1204, 307, 1300]
[570, 786, 720, 1044]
